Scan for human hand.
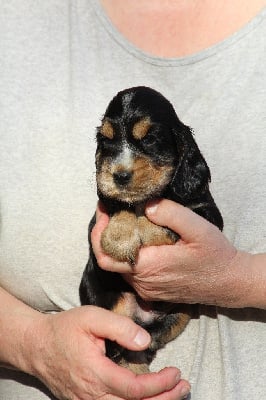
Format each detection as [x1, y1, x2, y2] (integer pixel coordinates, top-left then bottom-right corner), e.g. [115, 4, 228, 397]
[92, 200, 252, 308]
[22, 305, 190, 400]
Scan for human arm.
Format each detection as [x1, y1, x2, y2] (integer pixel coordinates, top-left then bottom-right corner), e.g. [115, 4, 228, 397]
[92, 200, 266, 309]
[0, 286, 190, 400]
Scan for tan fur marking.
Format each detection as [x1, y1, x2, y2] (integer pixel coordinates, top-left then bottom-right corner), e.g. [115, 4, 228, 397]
[148, 310, 191, 352]
[132, 117, 152, 140]
[112, 292, 138, 318]
[131, 157, 174, 198]
[101, 119, 114, 139]
[161, 312, 191, 344]
[137, 215, 177, 247]
[119, 360, 150, 374]
[112, 295, 128, 317]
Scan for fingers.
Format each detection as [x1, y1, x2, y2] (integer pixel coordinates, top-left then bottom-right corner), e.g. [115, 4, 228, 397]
[146, 198, 217, 242]
[82, 307, 190, 400]
[96, 201, 108, 221]
[91, 206, 132, 273]
[99, 359, 187, 400]
[143, 378, 191, 400]
[84, 306, 151, 351]
[91, 221, 131, 272]
[95, 201, 109, 228]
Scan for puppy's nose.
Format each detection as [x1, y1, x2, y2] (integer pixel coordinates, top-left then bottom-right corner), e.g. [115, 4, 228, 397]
[113, 170, 132, 186]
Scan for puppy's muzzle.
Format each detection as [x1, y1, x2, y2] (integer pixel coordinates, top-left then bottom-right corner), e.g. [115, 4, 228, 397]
[113, 170, 133, 186]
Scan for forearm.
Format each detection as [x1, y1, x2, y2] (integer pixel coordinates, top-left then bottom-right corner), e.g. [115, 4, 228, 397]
[0, 286, 44, 372]
[232, 251, 266, 309]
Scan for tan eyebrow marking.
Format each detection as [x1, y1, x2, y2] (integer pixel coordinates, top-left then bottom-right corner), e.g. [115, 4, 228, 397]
[101, 119, 114, 139]
[132, 117, 152, 140]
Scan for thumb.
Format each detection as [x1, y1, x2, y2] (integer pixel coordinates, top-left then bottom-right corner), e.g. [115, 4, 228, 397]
[86, 306, 151, 351]
[145, 199, 212, 242]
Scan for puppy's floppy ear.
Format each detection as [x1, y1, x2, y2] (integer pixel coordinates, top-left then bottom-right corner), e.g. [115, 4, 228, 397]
[171, 124, 211, 201]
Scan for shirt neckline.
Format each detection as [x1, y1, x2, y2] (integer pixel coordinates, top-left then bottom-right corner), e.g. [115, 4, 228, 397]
[91, 0, 266, 67]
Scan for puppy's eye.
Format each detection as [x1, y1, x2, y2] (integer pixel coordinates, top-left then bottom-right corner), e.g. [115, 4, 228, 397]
[98, 135, 116, 153]
[142, 132, 157, 147]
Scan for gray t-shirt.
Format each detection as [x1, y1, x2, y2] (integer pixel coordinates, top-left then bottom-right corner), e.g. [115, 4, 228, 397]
[0, 1, 265, 399]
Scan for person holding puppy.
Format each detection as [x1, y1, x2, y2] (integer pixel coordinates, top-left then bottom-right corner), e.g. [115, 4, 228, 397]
[0, 1, 265, 400]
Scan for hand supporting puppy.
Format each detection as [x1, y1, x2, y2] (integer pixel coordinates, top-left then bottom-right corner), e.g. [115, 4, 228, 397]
[0, 288, 190, 400]
[92, 200, 266, 309]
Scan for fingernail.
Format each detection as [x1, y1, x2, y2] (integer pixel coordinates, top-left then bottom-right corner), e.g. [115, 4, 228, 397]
[134, 329, 151, 347]
[146, 200, 159, 215]
[181, 385, 190, 398]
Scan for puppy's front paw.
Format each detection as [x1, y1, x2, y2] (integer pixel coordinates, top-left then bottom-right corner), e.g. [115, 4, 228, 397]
[101, 211, 141, 263]
[138, 216, 178, 247]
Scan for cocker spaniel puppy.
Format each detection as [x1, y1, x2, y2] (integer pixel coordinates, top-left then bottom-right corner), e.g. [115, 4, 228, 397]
[80, 86, 223, 374]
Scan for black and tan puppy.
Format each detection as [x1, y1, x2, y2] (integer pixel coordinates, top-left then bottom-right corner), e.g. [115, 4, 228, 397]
[80, 86, 223, 373]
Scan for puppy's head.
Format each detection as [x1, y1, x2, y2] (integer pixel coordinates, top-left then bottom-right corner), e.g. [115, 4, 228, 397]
[96, 86, 210, 204]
